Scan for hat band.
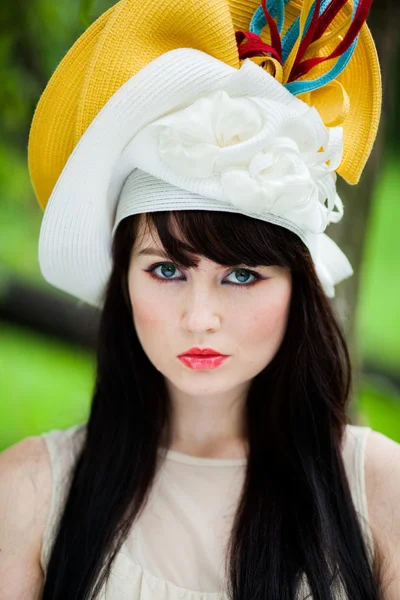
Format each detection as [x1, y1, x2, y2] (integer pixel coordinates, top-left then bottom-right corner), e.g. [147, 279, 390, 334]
[113, 168, 308, 243]
[114, 169, 353, 298]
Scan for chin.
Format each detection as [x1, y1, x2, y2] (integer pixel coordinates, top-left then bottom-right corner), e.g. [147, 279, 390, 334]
[172, 373, 241, 395]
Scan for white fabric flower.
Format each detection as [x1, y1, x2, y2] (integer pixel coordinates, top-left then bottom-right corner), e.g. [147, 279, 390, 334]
[154, 90, 344, 234]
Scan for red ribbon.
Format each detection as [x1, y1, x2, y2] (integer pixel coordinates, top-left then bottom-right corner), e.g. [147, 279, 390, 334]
[289, 0, 373, 81]
[312, 0, 348, 42]
[235, 0, 373, 85]
[236, 0, 282, 64]
[291, 0, 322, 71]
[236, 31, 281, 62]
[261, 0, 282, 62]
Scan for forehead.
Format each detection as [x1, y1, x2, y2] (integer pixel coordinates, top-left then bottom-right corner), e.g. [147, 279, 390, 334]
[131, 214, 220, 269]
[132, 213, 184, 253]
[133, 219, 160, 250]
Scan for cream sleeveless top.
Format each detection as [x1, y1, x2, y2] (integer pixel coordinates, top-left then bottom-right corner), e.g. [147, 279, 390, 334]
[39, 423, 374, 599]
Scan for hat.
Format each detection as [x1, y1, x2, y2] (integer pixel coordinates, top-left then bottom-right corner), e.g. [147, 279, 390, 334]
[28, 0, 381, 307]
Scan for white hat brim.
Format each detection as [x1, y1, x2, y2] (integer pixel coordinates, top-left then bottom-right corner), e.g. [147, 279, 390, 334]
[38, 47, 350, 307]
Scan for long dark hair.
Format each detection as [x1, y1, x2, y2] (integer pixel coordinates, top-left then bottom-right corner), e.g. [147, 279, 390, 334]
[41, 209, 386, 599]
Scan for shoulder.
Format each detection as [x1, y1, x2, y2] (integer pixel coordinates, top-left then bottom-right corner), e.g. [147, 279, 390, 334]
[0, 435, 52, 594]
[365, 429, 400, 598]
[0, 435, 52, 547]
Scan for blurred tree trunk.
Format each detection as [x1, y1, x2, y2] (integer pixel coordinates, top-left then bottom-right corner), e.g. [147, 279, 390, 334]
[330, 1, 400, 423]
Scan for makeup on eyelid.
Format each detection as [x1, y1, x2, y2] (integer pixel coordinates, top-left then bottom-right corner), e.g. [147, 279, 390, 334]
[144, 262, 266, 288]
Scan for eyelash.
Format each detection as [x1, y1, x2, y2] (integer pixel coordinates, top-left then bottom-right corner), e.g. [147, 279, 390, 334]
[144, 262, 263, 289]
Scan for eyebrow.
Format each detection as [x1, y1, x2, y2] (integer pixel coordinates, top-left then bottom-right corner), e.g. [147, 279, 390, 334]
[136, 247, 172, 259]
[135, 247, 268, 270]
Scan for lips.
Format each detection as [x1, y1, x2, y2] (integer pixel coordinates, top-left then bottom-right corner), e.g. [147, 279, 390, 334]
[178, 354, 229, 370]
[178, 347, 227, 357]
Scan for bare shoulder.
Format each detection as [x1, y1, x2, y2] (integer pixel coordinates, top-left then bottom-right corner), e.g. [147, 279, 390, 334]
[365, 429, 400, 599]
[0, 435, 52, 598]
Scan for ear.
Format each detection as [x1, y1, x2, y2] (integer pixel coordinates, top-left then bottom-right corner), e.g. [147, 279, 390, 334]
[365, 430, 400, 599]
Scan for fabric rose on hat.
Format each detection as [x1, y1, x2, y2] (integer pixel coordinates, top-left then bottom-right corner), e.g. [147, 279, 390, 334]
[153, 90, 344, 234]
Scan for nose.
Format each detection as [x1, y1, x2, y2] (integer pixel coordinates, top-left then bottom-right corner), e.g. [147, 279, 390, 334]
[181, 288, 221, 333]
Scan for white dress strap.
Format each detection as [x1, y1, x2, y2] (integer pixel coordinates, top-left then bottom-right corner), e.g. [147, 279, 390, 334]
[342, 424, 374, 566]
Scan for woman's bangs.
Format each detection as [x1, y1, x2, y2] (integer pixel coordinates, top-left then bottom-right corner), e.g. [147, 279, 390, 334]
[141, 210, 302, 270]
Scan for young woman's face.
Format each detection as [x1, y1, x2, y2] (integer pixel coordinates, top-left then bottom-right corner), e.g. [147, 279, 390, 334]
[127, 219, 292, 397]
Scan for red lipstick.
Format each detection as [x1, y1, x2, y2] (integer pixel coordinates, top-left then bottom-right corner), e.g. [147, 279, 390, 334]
[179, 347, 226, 357]
[177, 347, 230, 370]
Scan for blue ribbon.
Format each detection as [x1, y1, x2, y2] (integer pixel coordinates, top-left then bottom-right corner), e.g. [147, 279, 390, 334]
[247, 0, 361, 96]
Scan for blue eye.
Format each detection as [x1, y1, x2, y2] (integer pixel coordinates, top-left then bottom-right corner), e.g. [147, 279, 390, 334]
[225, 268, 258, 286]
[150, 263, 181, 280]
[144, 262, 261, 288]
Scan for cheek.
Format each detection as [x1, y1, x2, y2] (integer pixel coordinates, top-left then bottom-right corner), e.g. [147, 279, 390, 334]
[129, 284, 173, 346]
[236, 283, 291, 352]
[129, 295, 165, 373]
[256, 294, 290, 334]
[131, 293, 161, 327]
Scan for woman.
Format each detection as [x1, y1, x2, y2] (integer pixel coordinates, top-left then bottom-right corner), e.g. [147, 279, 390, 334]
[1, 0, 399, 598]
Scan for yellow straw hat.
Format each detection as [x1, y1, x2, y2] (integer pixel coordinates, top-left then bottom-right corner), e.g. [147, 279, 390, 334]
[29, 0, 381, 211]
[27, 0, 382, 307]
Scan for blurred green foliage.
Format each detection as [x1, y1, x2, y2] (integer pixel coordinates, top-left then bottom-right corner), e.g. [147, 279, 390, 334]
[356, 158, 400, 373]
[0, 0, 115, 149]
[359, 380, 400, 443]
[0, 323, 93, 449]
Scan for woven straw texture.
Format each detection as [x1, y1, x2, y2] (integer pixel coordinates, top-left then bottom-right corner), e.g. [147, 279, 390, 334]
[28, 0, 381, 210]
